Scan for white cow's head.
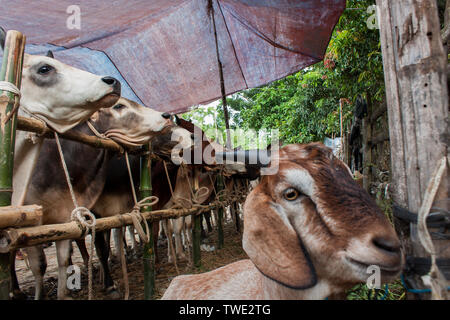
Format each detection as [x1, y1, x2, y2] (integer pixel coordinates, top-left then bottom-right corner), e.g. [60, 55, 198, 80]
[1, 28, 121, 133]
[89, 98, 175, 148]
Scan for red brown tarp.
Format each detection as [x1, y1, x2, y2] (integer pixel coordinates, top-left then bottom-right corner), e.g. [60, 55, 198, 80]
[1, 0, 346, 114]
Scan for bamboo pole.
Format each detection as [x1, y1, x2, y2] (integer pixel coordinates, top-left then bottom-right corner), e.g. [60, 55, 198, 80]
[0, 29, 26, 300]
[0, 205, 42, 228]
[216, 175, 224, 249]
[192, 167, 202, 268]
[0, 204, 219, 253]
[140, 143, 155, 300]
[17, 116, 125, 154]
[209, 0, 232, 149]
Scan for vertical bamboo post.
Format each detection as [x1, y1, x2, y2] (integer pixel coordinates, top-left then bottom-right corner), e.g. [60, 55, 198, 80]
[140, 143, 155, 300]
[192, 168, 202, 268]
[216, 175, 224, 249]
[209, 0, 232, 149]
[0, 30, 26, 300]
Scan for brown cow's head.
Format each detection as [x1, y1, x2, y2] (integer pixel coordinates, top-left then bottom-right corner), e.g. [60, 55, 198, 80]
[89, 98, 173, 149]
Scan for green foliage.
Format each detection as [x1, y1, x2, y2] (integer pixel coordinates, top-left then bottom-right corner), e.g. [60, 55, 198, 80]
[182, 0, 385, 148]
[347, 280, 406, 300]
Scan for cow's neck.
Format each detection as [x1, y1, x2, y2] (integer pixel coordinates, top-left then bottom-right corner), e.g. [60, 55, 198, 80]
[22, 120, 112, 225]
[12, 129, 44, 206]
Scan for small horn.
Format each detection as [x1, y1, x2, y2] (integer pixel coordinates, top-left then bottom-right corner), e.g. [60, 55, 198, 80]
[215, 149, 271, 167]
[0, 27, 6, 51]
[46, 50, 54, 58]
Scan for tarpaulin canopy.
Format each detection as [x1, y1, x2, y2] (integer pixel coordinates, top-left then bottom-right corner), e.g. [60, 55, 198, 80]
[0, 0, 346, 114]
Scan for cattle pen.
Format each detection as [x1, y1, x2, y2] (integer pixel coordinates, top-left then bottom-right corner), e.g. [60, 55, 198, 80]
[0, 30, 249, 300]
[0, 0, 449, 303]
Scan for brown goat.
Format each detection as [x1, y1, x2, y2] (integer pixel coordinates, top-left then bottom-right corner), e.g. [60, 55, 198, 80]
[162, 143, 403, 300]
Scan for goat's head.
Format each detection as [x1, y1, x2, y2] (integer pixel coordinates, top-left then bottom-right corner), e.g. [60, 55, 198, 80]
[243, 143, 403, 291]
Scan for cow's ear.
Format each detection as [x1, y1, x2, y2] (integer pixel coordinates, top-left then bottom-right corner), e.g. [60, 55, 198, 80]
[0, 27, 6, 51]
[46, 50, 54, 58]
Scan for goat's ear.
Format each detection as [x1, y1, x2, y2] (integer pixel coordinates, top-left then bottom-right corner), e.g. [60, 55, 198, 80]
[242, 187, 317, 289]
[0, 27, 6, 51]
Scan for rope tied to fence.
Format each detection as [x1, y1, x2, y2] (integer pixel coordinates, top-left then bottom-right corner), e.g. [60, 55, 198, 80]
[124, 151, 159, 243]
[53, 131, 97, 300]
[0, 81, 21, 97]
[0, 81, 21, 124]
[416, 156, 449, 300]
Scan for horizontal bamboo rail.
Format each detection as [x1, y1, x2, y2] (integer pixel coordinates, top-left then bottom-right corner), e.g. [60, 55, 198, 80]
[0, 205, 42, 229]
[0, 202, 221, 253]
[17, 116, 190, 161]
[17, 116, 125, 154]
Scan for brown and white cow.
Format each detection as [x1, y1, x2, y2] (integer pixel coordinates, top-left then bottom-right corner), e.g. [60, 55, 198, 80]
[19, 98, 174, 300]
[162, 143, 404, 300]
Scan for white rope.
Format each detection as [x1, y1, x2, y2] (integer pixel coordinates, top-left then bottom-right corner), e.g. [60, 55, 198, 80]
[0, 81, 21, 98]
[0, 81, 22, 124]
[417, 156, 448, 300]
[86, 120, 107, 139]
[54, 131, 97, 300]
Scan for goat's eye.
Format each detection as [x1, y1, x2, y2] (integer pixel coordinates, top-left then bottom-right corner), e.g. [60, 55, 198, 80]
[113, 104, 125, 110]
[283, 188, 300, 201]
[37, 65, 53, 75]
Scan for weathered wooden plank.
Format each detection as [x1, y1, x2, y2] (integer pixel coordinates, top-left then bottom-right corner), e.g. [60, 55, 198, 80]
[0, 205, 42, 228]
[377, 0, 449, 298]
[377, 0, 409, 207]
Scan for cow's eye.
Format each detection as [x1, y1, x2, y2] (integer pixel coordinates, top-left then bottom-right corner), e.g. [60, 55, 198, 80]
[37, 65, 54, 75]
[283, 188, 300, 201]
[113, 104, 125, 110]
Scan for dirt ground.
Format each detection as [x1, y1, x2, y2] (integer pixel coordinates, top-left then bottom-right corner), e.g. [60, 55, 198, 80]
[15, 218, 247, 300]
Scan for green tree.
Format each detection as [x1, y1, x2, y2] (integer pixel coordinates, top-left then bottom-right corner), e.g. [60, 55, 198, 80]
[183, 0, 385, 148]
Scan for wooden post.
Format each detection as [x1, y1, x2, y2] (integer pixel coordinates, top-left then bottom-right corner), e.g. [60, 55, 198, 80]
[0, 30, 26, 300]
[216, 175, 224, 249]
[0, 205, 42, 228]
[192, 167, 202, 268]
[377, 0, 449, 298]
[140, 143, 155, 300]
[209, 0, 232, 149]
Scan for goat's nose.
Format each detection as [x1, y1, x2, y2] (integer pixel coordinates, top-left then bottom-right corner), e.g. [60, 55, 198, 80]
[372, 236, 401, 256]
[162, 112, 171, 119]
[101, 76, 121, 95]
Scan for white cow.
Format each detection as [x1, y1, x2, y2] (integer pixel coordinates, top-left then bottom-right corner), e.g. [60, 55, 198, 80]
[0, 31, 122, 207]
